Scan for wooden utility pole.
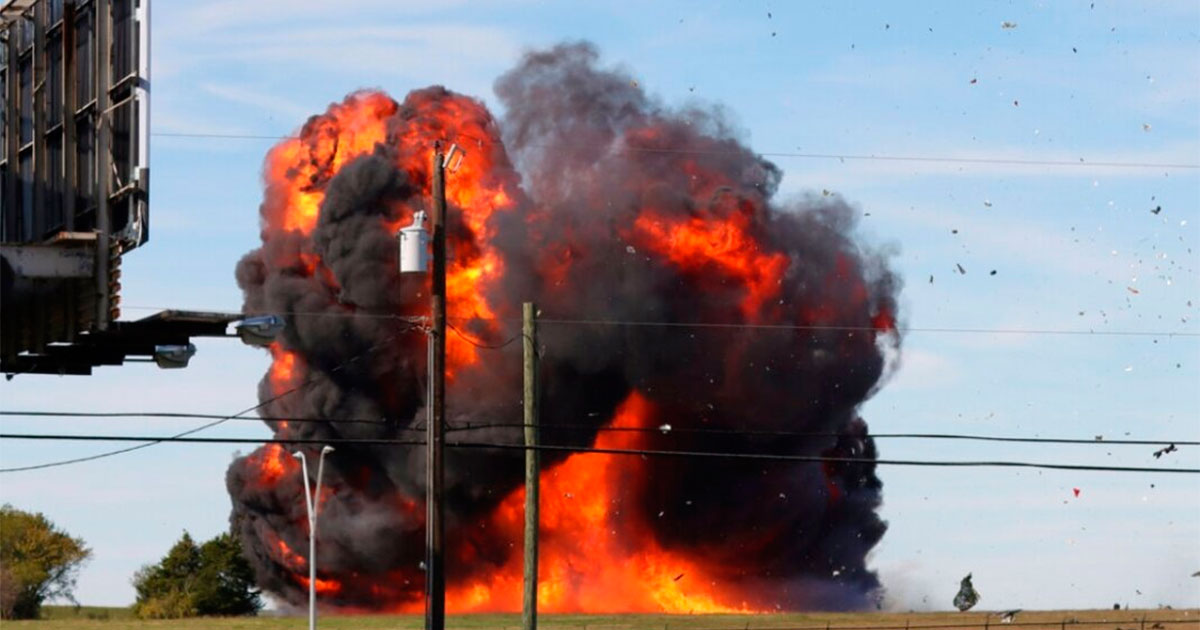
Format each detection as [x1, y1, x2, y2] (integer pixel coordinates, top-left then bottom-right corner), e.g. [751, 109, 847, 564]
[522, 302, 540, 630]
[426, 145, 447, 630]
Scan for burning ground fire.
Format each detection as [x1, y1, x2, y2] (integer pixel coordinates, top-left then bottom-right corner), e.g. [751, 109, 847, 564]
[228, 43, 900, 614]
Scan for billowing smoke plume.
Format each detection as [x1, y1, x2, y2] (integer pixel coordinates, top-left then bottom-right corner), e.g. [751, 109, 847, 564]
[228, 42, 901, 613]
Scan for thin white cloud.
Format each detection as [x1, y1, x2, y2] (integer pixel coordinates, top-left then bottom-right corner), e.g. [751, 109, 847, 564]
[888, 347, 958, 391]
[198, 82, 312, 122]
[165, 0, 477, 35]
[777, 142, 1198, 191]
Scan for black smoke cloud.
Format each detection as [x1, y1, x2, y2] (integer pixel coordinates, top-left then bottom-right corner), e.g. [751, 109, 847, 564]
[228, 41, 901, 611]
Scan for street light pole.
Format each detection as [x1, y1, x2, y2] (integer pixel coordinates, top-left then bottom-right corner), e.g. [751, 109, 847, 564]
[294, 445, 335, 630]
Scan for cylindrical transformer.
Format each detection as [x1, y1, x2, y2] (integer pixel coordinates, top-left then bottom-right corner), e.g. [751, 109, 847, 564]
[398, 210, 430, 273]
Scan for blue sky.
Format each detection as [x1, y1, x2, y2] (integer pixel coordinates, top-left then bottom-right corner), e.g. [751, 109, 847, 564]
[1, 0, 1197, 612]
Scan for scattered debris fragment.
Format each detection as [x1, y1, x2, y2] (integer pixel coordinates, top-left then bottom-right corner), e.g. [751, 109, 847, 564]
[1073, 487, 1081, 497]
[953, 574, 981, 612]
[1151, 205, 1162, 214]
[1153, 444, 1178, 459]
[970, 78, 978, 84]
[990, 270, 997, 276]
[1142, 123, 1152, 132]
[1013, 100, 1019, 106]
[1001, 21, 1018, 29]
[1000, 610, 1022, 624]
[956, 263, 966, 274]
[983, 199, 992, 207]
[659, 423, 672, 434]
[674, 573, 685, 581]
[929, 275, 934, 284]
[1127, 286, 1140, 294]
[626, 245, 636, 254]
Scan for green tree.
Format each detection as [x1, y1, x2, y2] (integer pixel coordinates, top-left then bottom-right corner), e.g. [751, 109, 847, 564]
[193, 533, 262, 616]
[132, 531, 261, 618]
[0, 505, 92, 619]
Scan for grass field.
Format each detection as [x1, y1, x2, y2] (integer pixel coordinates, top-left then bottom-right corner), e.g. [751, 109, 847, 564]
[12, 607, 1197, 630]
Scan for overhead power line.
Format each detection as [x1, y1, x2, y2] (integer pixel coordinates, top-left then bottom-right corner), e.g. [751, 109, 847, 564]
[0, 410, 421, 429]
[149, 131, 1199, 170]
[113, 306, 1200, 338]
[0, 331, 416, 473]
[3, 410, 1196, 447]
[532, 318, 1200, 338]
[0, 433, 1196, 474]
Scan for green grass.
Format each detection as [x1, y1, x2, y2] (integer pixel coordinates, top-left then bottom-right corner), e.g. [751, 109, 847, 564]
[12, 608, 1195, 630]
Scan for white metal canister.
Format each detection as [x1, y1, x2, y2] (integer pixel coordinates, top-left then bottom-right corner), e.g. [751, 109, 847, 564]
[397, 210, 430, 273]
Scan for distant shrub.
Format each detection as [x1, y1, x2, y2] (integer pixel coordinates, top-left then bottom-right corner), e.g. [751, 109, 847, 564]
[132, 531, 261, 619]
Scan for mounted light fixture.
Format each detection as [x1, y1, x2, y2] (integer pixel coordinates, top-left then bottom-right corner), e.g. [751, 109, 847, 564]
[152, 343, 196, 369]
[236, 314, 286, 347]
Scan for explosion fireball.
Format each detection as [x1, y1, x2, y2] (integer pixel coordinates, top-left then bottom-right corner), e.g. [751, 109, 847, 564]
[228, 42, 901, 613]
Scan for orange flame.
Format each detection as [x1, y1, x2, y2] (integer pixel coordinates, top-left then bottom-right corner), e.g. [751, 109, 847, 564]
[248, 443, 294, 487]
[266, 92, 396, 235]
[391, 393, 757, 614]
[632, 212, 788, 319]
[298, 575, 344, 596]
[268, 343, 301, 396]
[273, 532, 345, 596]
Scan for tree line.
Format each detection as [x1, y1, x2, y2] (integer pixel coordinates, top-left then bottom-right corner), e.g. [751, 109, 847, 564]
[0, 504, 261, 619]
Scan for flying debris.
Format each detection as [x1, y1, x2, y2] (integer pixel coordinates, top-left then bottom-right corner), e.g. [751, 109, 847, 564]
[1000, 610, 1022, 623]
[956, 263, 966, 275]
[1152, 444, 1178, 459]
[953, 574, 981, 612]
[1073, 488, 1081, 497]
[1001, 21, 1018, 29]
[1151, 206, 1162, 215]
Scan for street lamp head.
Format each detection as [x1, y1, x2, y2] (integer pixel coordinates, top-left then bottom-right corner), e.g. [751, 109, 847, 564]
[321, 445, 335, 455]
[152, 344, 197, 369]
[236, 314, 285, 348]
[292, 450, 304, 460]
